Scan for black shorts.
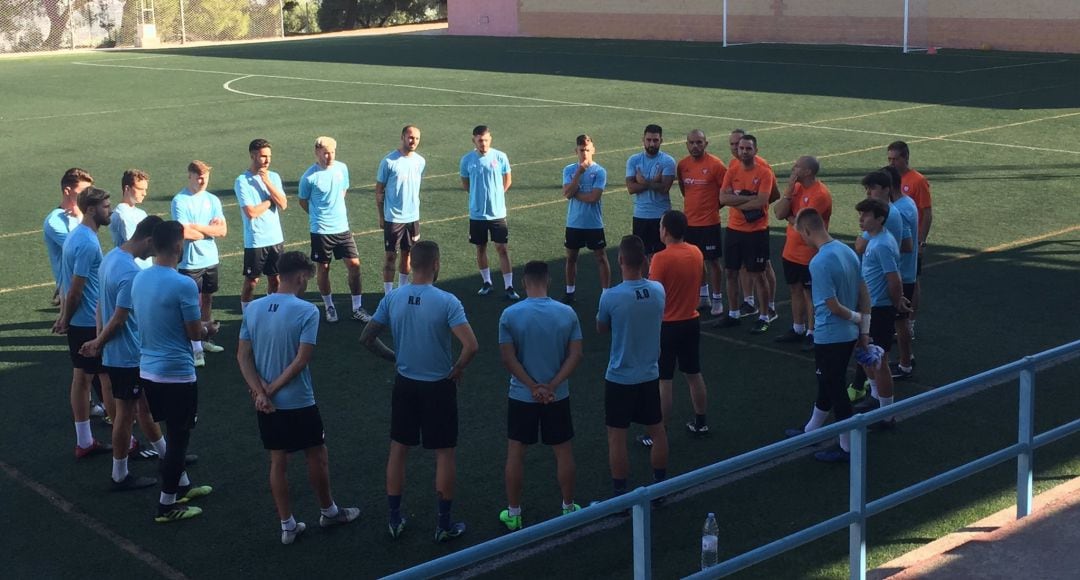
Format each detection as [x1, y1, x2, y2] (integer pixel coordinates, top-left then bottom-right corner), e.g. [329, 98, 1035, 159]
[257, 404, 326, 452]
[243, 243, 284, 279]
[143, 380, 198, 429]
[104, 366, 143, 401]
[782, 258, 812, 287]
[391, 374, 458, 449]
[896, 283, 916, 321]
[66, 325, 102, 372]
[384, 221, 420, 252]
[507, 397, 574, 446]
[659, 318, 701, 379]
[870, 306, 896, 353]
[469, 219, 509, 245]
[632, 217, 665, 255]
[564, 227, 607, 251]
[179, 266, 220, 294]
[604, 379, 662, 429]
[310, 232, 359, 263]
[685, 225, 722, 260]
[724, 229, 769, 273]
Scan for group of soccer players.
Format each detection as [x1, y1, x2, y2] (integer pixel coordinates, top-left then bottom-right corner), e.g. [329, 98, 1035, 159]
[43, 122, 931, 543]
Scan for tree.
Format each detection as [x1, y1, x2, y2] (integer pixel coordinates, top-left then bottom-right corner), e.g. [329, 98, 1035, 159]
[43, 0, 93, 49]
[318, 0, 445, 32]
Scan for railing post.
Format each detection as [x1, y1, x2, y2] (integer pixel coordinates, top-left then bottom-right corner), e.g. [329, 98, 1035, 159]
[1017, 359, 1035, 518]
[632, 489, 652, 580]
[849, 425, 867, 580]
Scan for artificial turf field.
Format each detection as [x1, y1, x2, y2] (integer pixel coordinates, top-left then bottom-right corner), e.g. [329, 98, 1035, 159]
[1, 31, 1079, 579]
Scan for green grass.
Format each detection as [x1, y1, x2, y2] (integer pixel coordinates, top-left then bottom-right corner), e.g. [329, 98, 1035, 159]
[1, 34, 1079, 579]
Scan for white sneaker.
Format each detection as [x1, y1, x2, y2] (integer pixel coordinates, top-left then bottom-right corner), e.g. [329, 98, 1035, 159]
[710, 302, 725, 317]
[351, 308, 372, 323]
[281, 521, 306, 545]
[325, 305, 338, 323]
[89, 403, 106, 417]
[202, 340, 224, 353]
[319, 506, 360, 527]
[194, 351, 205, 368]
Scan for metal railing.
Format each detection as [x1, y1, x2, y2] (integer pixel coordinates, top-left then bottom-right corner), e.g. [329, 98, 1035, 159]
[386, 339, 1080, 580]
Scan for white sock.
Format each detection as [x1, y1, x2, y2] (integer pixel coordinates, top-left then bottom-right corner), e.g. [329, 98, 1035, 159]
[769, 301, 776, 311]
[75, 421, 93, 448]
[879, 396, 894, 407]
[321, 294, 333, 308]
[320, 502, 340, 518]
[711, 293, 723, 302]
[151, 437, 167, 456]
[746, 296, 756, 307]
[793, 323, 807, 335]
[383, 282, 393, 294]
[281, 514, 296, 531]
[869, 379, 879, 400]
[805, 406, 830, 432]
[759, 314, 769, 322]
[503, 272, 513, 289]
[160, 492, 177, 506]
[112, 457, 128, 483]
[899, 363, 912, 372]
[728, 309, 740, 318]
[507, 505, 522, 517]
[480, 268, 492, 284]
[839, 433, 851, 453]
[351, 295, 362, 310]
[398, 273, 409, 287]
[130, 435, 137, 450]
[699, 284, 709, 297]
[561, 500, 575, 510]
[566, 285, 576, 294]
[191, 340, 203, 354]
[179, 471, 190, 487]
[241, 301, 251, 312]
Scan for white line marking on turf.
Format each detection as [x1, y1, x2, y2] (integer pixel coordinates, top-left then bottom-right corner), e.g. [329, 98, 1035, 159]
[0, 282, 54, 294]
[0, 228, 45, 239]
[0, 460, 190, 580]
[955, 59, 1069, 74]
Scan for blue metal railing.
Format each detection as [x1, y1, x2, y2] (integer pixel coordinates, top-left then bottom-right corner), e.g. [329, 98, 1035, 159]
[386, 339, 1080, 580]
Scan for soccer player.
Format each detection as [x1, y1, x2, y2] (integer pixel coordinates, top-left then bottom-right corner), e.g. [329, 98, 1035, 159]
[299, 136, 369, 323]
[677, 129, 727, 316]
[53, 186, 113, 458]
[717, 134, 777, 333]
[881, 165, 919, 379]
[236, 138, 288, 311]
[172, 160, 227, 366]
[497, 261, 584, 531]
[774, 156, 832, 347]
[45, 168, 91, 305]
[132, 220, 217, 523]
[854, 171, 908, 256]
[625, 124, 676, 262]
[360, 241, 479, 543]
[562, 134, 610, 303]
[79, 215, 166, 490]
[238, 251, 360, 545]
[727, 129, 780, 320]
[783, 209, 871, 463]
[108, 169, 152, 269]
[651, 211, 711, 437]
[597, 235, 668, 497]
[460, 125, 519, 300]
[376, 125, 425, 294]
[852, 198, 911, 427]
[888, 141, 932, 340]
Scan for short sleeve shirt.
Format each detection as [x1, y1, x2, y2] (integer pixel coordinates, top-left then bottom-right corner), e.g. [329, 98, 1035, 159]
[901, 169, 931, 231]
[460, 149, 511, 221]
[677, 154, 726, 227]
[239, 293, 319, 410]
[44, 208, 81, 286]
[597, 278, 665, 384]
[234, 170, 285, 249]
[60, 224, 102, 328]
[862, 231, 901, 307]
[498, 297, 582, 402]
[782, 181, 833, 265]
[299, 162, 351, 234]
[564, 162, 607, 230]
[131, 265, 202, 381]
[372, 284, 469, 382]
[649, 242, 703, 322]
[893, 195, 919, 283]
[98, 248, 143, 368]
[625, 151, 676, 219]
[171, 189, 224, 270]
[809, 240, 861, 344]
[721, 161, 776, 232]
[377, 150, 426, 224]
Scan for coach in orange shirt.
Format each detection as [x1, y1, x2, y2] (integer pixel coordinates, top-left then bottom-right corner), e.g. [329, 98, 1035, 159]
[727, 129, 781, 321]
[717, 134, 777, 334]
[887, 141, 931, 338]
[774, 156, 832, 346]
[650, 210, 711, 438]
[677, 129, 727, 317]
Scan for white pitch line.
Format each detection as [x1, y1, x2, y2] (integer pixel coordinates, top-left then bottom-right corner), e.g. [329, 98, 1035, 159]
[956, 59, 1069, 74]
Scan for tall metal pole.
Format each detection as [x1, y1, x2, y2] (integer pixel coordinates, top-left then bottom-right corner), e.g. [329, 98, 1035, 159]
[179, 0, 186, 44]
[722, 0, 728, 48]
[902, 0, 910, 53]
[279, 0, 286, 38]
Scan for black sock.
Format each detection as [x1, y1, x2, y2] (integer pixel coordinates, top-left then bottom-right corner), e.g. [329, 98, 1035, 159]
[437, 498, 452, 530]
[388, 495, 402, 524]
[695, 414, 707, 428]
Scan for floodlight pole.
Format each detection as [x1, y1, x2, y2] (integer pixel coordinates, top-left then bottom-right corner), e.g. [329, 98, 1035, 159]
[902, 0, 910, 53]
[722, 0, 728, 47]
[179, 0, 186, 44]
[279, 0, 286, 38]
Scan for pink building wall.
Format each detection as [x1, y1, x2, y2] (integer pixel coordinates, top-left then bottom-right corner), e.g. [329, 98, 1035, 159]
[448, 0, 520, 37]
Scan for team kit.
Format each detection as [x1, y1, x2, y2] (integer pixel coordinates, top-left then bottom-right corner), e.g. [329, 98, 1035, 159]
[46, 123, 931, 543]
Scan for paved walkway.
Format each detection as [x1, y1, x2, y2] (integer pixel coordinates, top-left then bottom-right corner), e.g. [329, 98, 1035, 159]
[870, 476, 1080, 579]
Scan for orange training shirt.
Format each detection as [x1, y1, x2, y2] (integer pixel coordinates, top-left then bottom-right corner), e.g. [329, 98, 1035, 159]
[781, 180, 833, 265]
[649, 241, 703, 322]
[678, 153, 726, 227]
[721, 161, 776, 233]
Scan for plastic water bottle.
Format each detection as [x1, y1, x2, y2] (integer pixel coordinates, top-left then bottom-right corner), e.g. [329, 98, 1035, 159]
[701, 512, 719, 570]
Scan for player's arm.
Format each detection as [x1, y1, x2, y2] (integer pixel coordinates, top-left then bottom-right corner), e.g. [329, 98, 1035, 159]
[576, 187, 603, 203]
[262, 174, 288, 210]
[460, 177, 470, 192]
[919, 208, 932, 246]
[563, 167, 585, 199]
[242, 199, 273, 219]
[236, 339, 269, 398]
[264, 343, 314, 396]
[79, 306, 128, 358]
[596, 319, 610, 334]
[374, 181, 387, 228]
[546, 339, 584, 389]
[449, 322, 479, 382]
[499, 342, 541, 390]
[625, 176, 649, 194]
[359, 320, 396, 362]
[56, 275, 86, 331]
[854, 235, 868, 255]
[885, 271, 910, 312]
[502, 172, 512, 193]
[185, 319, 219, 342]
[652, 172, 675, 195]
[769, 181, 782, 204]
[201, 205, 227, 238]
[774, 190, 794, 220]
[298, 178, 311, 213]
[900, 233, 914, 254]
